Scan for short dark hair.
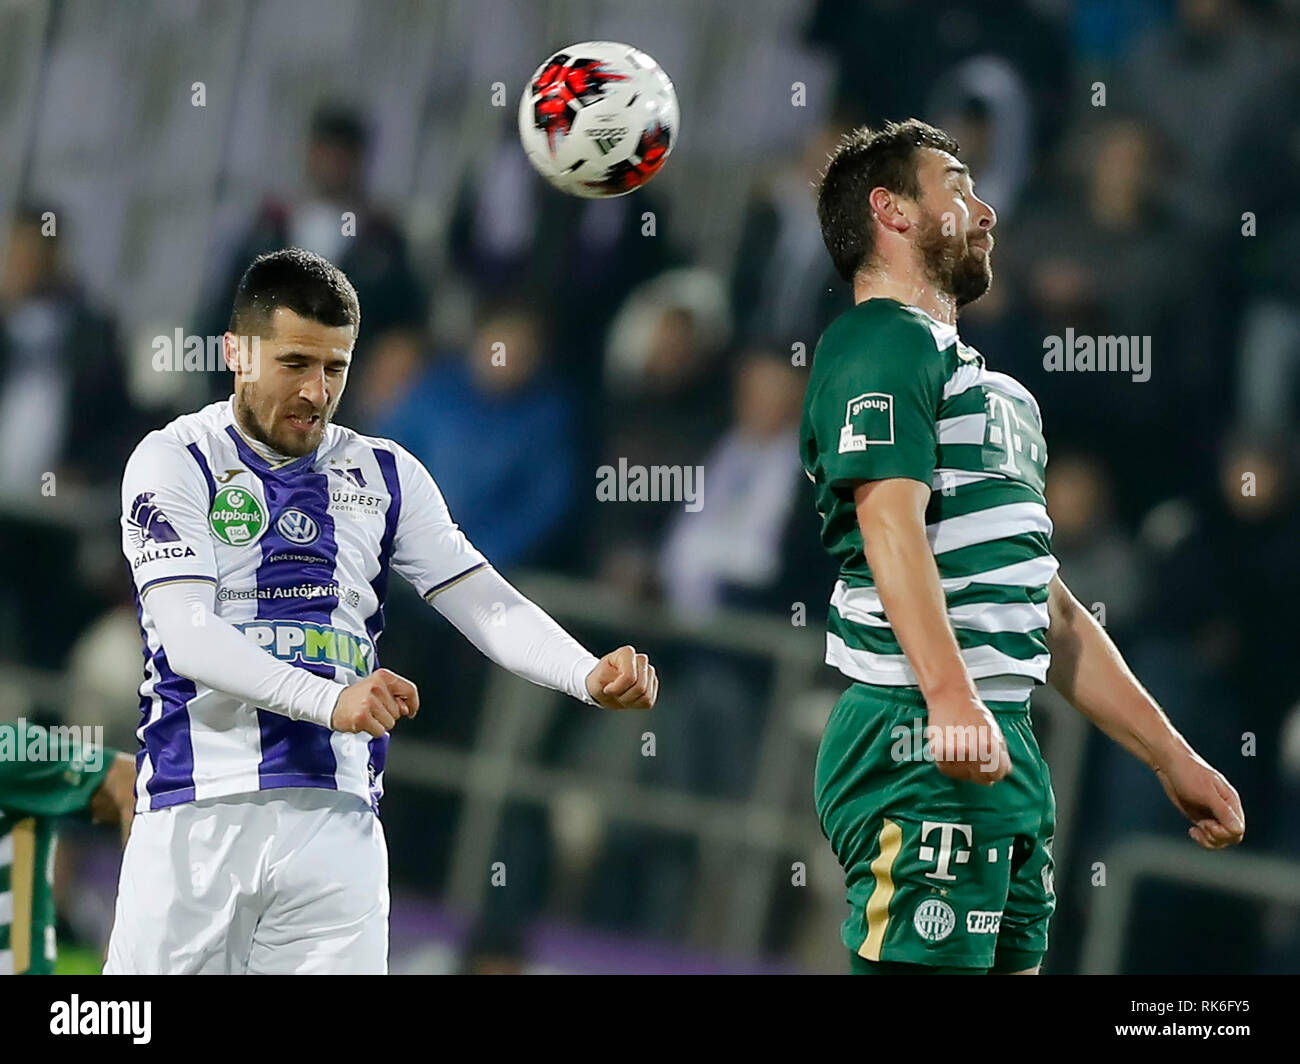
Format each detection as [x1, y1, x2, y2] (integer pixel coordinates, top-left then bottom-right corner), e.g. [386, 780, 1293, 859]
[11, 201, 63, 255]
[309, 102, 369, 153]
[229, 248, 360, 337]
[817, 118, 960, 283]
[13, 200, 58, 231]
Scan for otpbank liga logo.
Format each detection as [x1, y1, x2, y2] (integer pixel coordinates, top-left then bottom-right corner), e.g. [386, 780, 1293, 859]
[209, 487, 267, 546]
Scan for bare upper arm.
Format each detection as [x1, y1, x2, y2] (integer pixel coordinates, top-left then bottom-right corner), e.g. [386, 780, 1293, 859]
[851, 478, 931, 535]
[1047, 574, 1076, 627]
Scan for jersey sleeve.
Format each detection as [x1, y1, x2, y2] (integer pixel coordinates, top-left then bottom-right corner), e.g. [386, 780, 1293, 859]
[120, 431, 218, 599]
[811, 315, 947, 490]
[388, 444, 489, 601]
[0, 724, 113, 819]
[429, 565, 600, 705]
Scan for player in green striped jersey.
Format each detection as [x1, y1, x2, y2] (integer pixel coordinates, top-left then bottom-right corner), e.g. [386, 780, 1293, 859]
[804, 120, 1245, 974]
[1, 722, 134, 974]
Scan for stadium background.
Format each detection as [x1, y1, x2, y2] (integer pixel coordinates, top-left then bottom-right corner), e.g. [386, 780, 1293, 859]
[1, 0, 1298, 974]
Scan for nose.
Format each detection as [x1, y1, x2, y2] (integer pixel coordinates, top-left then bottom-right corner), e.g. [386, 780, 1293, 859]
[974, 194, 997, 233]
[300, 364, 328, 408]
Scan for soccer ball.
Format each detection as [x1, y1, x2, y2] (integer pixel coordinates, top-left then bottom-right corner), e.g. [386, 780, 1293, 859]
[518, 41, 678, 198]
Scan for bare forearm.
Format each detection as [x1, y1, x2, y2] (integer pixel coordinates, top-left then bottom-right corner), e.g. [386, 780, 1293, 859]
[90, 754, 136, 845]
[1046, 577, 1189, 770]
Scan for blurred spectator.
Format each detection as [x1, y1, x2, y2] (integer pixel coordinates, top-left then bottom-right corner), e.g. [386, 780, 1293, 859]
[585, 353, 828, 939]
[1044, 452, 1143, 640]
[806, 0, 1071, 156]
[1075, 430, 1291, 973]
[448, 132, 680, 387]
[372, 299, 578, 571]
[1000, 115, 1211, 509]
[594, 268, 732, 595]
[1121, 0, 1289, 234]
[1228, 63, 1300, 436]
[1208, 435, 1300, 730]
[0, 205, 142, 671]
[1070, 0, 1173, 70]
[929, 73, 1031, 221]
[200, 103, 425, 400]
[1275, 700, 1300, 855]
[1258, 697, 1300, 971]
[1236, 297, 1300, 439]
[1123, 433, 1296, 836]
[63, 593, 144, 754]
[1008, 116, 1192, 336]
[604, 268, 732, 400]
[730, 118, 849, 352]
[0, 204, 139, 498]
[658, 350, 809, 617]
[350, 325, 427, 430]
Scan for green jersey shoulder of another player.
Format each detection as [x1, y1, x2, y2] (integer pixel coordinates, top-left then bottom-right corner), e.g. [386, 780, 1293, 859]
[799, 297, 1059, 692]
[0, 723, 116, 975]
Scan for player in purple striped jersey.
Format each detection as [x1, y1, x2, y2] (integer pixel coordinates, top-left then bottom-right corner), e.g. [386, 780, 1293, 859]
[105, 248, 657, 974]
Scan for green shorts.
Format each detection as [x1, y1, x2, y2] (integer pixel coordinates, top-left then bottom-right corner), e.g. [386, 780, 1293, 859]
[814, 682, 1056, 972]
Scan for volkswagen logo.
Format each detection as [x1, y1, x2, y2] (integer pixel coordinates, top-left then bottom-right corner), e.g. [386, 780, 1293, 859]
[276, 508, 320, 545]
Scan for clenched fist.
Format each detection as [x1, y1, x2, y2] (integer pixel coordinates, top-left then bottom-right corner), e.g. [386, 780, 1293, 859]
[1154, 749, 1245, 850]
[586, 645, 658, 710]
[925, 694, 1012, 785]
[331, 668, 420, 737]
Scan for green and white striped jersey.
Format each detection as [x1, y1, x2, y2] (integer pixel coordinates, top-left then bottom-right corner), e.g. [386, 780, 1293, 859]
[0, 723, 113, 975]
[800, 298, 1057, 698]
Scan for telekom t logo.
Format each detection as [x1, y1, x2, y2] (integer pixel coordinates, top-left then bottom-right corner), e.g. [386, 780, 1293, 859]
[919, 821, 973, 881]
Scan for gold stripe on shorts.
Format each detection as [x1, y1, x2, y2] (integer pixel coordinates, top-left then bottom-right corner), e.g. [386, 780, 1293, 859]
[859, 817, 902, 961]
[11, 818, 35, 974]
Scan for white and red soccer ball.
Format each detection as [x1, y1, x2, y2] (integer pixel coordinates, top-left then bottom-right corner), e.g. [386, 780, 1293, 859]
[518, 41, 679, 198]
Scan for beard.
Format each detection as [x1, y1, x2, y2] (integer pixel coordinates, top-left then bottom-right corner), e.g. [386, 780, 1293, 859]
[235, 386, 329, 457]
[915, 210, 992, 308]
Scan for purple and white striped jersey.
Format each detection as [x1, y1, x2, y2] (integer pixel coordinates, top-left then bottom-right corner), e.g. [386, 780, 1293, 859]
[120, 397, 487, 813]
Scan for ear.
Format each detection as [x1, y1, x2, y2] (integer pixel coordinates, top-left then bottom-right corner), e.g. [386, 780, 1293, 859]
[867, 186, 914, 236]
[222, 331, 241, 375]
[223, 331, 261, 380]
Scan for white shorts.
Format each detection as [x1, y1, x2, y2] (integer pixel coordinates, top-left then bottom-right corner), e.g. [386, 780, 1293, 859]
[105, 787, 389, 975]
